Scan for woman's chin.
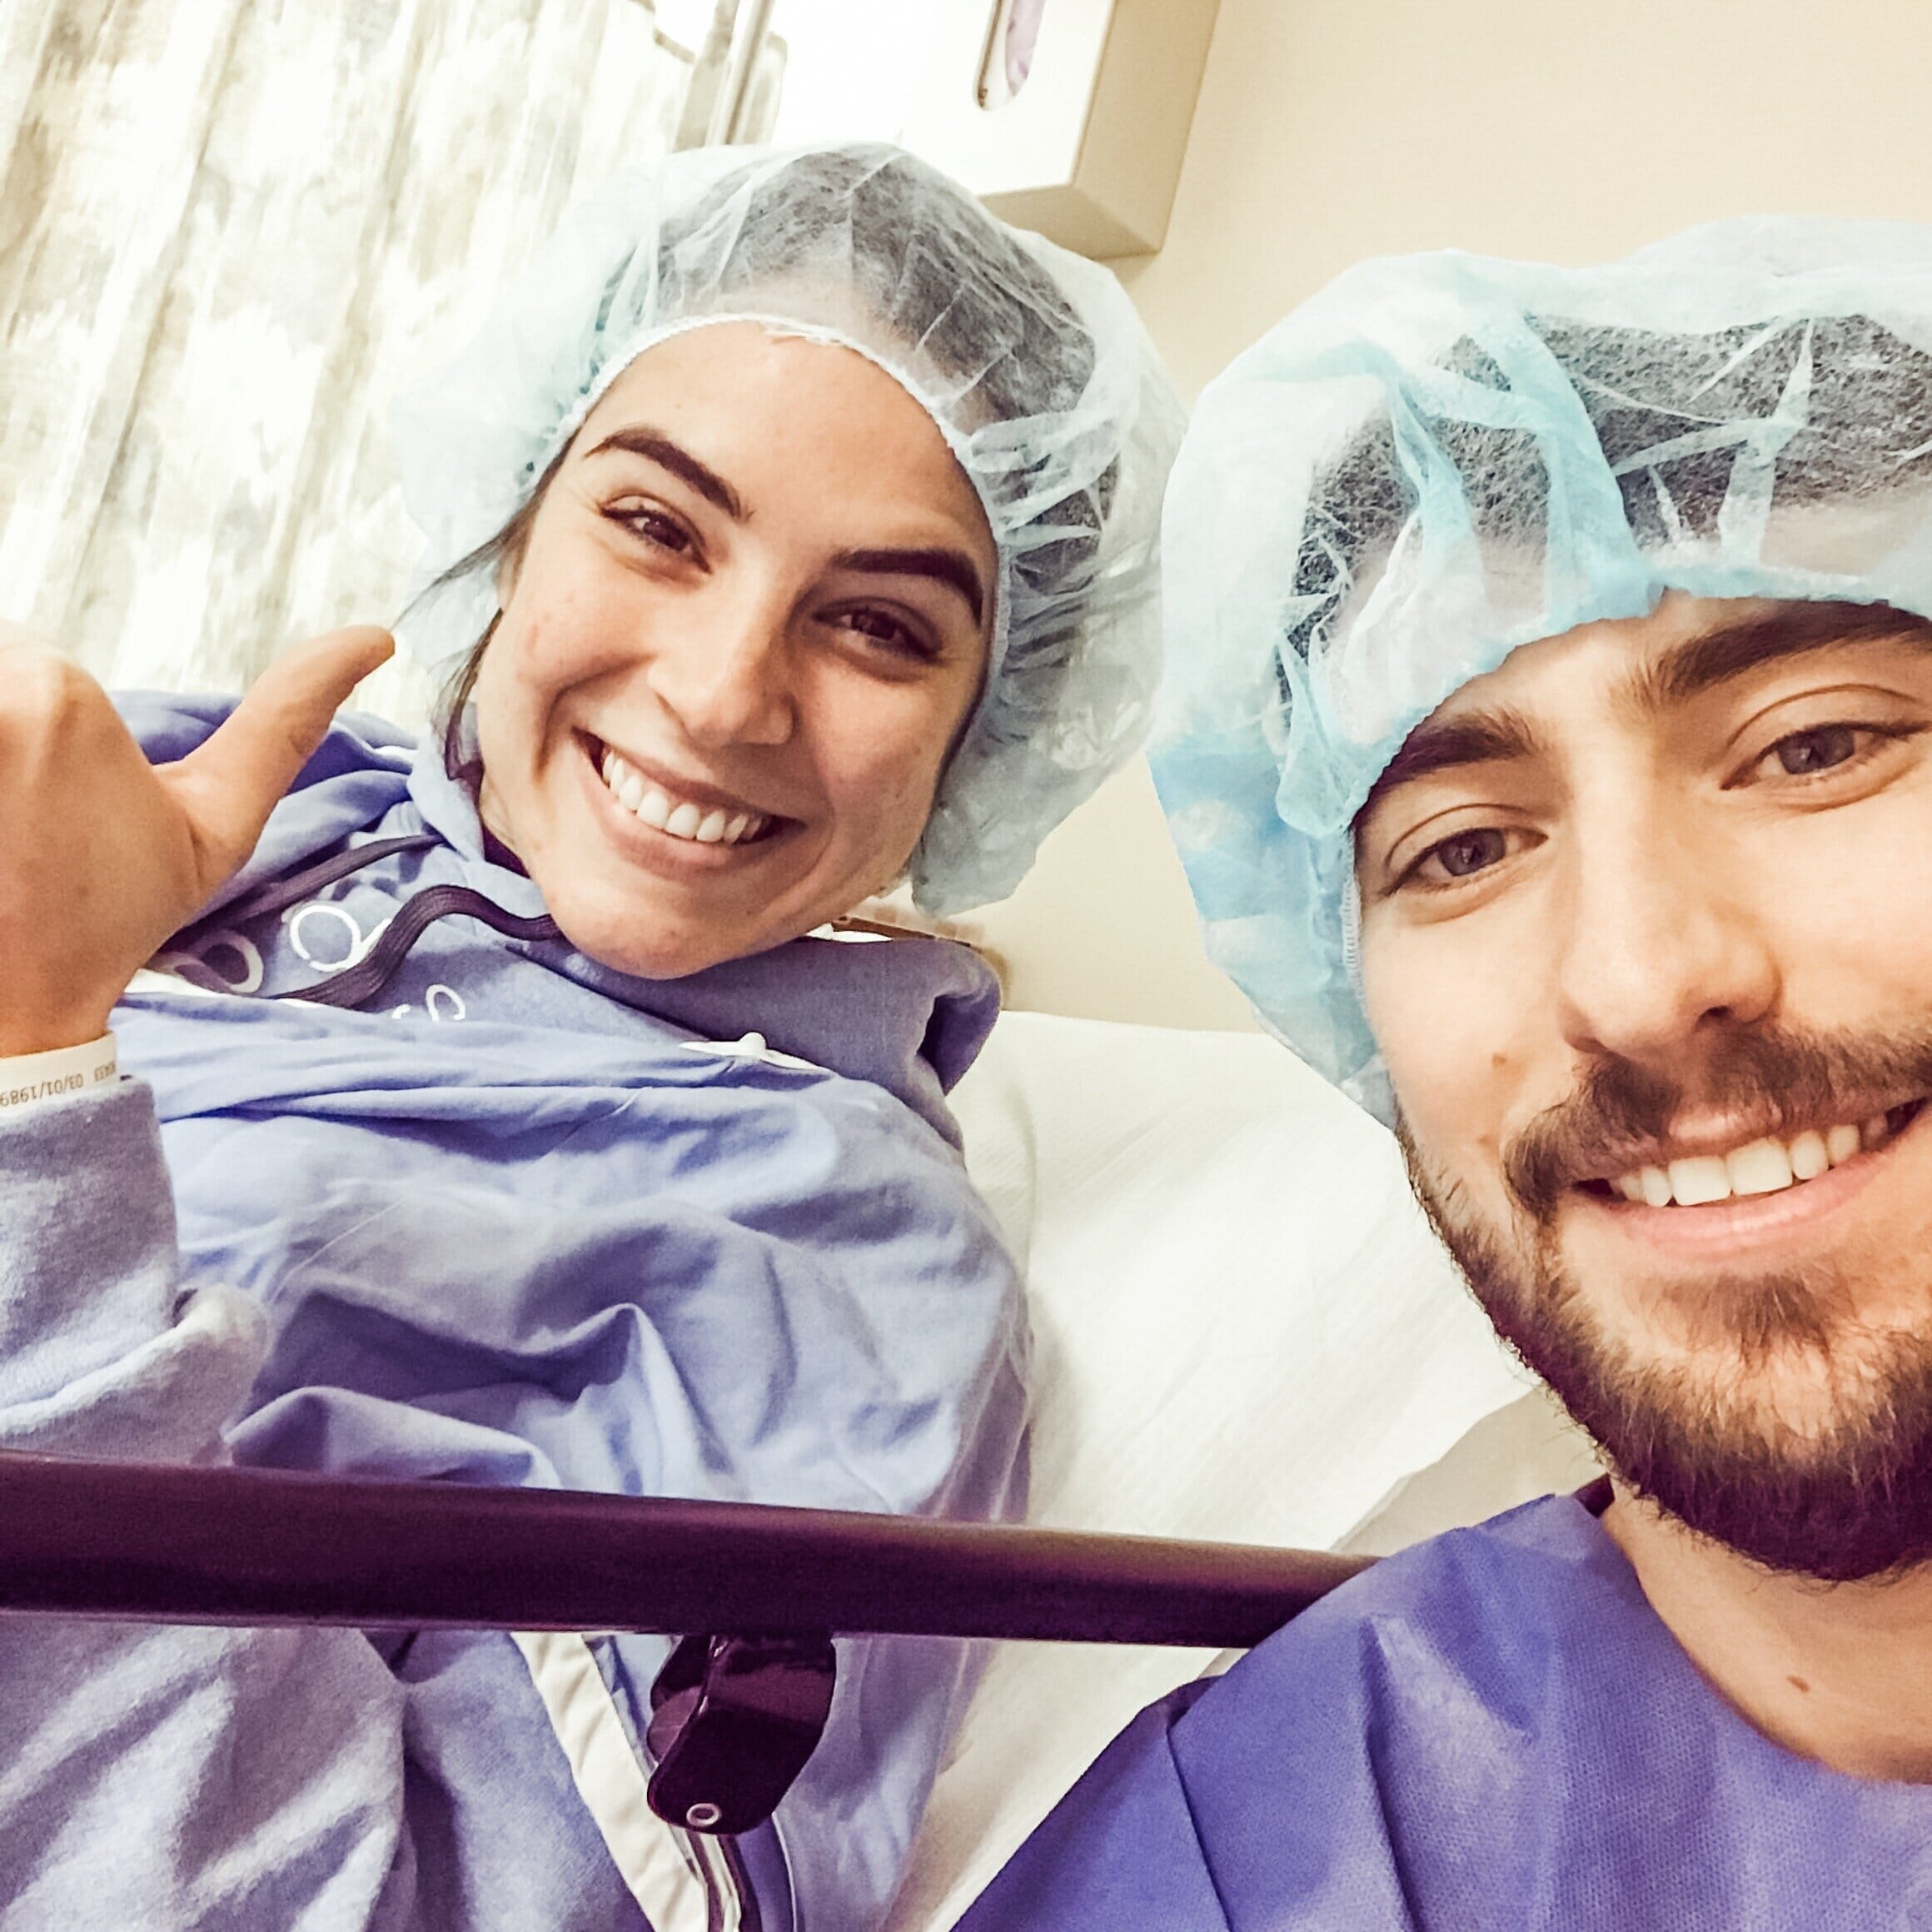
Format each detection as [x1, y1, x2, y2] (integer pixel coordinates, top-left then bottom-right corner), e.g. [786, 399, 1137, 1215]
[536, 878, 789, 982]
[555, 913, 752, 981]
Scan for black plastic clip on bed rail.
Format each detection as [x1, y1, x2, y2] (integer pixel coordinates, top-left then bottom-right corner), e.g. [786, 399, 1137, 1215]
[645, 1631, 838, 1835]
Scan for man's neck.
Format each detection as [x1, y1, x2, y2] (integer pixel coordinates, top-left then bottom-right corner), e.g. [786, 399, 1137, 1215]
[1602, 1484, 1932, 1782]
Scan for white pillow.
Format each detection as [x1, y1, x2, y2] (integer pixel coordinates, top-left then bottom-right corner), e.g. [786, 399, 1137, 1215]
[891, 1012, 1596, 1930]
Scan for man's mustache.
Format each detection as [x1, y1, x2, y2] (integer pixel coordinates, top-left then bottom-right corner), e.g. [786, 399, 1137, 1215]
[1503, 1026, 1932, 1219]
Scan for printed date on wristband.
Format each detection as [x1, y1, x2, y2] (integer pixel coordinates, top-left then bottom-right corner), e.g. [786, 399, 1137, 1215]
[0, 1036, 120, 1113]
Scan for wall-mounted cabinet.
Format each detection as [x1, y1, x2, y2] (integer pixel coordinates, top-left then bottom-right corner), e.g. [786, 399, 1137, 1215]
[755, 0, 1221, 258]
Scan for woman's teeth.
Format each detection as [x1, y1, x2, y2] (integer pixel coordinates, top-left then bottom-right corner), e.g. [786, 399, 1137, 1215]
[1609, 1112, 1911, 1207]
[598, 747, 768, 847]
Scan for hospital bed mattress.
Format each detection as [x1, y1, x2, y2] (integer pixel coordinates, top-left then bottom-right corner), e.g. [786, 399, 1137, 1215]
[894, 1010, 1599, 1929]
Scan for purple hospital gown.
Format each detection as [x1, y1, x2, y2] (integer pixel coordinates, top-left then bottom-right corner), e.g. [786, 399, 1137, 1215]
[58, 692, 1029, 1931]
[962, 1491, 1932, 1930]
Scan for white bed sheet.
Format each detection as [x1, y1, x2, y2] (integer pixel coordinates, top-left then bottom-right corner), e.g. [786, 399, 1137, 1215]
[892, 1011, 1597, 1930]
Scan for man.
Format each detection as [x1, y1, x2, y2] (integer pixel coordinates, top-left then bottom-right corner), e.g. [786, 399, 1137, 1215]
[960, 221, 1932, 1927]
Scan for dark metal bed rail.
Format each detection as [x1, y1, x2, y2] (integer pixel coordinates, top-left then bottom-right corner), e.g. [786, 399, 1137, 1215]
[0, 1449, 1369, 1646]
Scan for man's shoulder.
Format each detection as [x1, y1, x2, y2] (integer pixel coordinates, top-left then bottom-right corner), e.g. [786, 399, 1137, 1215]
[967, 1491, 1932, 1929]
[1176, 1491, 1651, 1795]
[963, 1496, 1632, 1930]
[1163, 1491, 1932, 1924]
[1237, 1487, 1640, 1695]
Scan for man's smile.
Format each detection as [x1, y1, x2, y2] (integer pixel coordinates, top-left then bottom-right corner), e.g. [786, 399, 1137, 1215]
[1566, 1098, 1929, 1258]
[1590, 1100, 1925, 1206]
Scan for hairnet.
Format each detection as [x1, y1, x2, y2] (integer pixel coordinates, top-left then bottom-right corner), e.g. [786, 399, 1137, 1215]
[1152, 217, 1932, 1113]
[391, 142, 1183, 915]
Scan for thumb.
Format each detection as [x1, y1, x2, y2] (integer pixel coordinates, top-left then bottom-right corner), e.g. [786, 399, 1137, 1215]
[162, 626, 396, 889]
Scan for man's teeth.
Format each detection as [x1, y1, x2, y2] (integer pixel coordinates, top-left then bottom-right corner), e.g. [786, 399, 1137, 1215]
[598, 747, 768, 846]
[1611, 1114, 1902, 1206]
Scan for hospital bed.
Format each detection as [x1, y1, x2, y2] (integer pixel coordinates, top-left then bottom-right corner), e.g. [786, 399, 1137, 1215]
[0, 1008, 1600, 1928]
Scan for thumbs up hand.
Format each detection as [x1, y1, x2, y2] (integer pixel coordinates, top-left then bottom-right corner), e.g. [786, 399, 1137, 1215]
[0, 625, 394, 1056]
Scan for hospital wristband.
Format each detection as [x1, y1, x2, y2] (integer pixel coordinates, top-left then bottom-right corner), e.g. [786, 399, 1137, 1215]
[0, 1033, 119, 1115]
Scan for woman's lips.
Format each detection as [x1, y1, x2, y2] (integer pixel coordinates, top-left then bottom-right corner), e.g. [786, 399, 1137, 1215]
[596, 743, 773, 846]
[574, 734, 790, 874]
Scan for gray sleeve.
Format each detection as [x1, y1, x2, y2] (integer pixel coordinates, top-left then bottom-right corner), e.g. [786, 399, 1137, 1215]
[0, 1082, 419, 1929]
[0, 1078, 266, 1458]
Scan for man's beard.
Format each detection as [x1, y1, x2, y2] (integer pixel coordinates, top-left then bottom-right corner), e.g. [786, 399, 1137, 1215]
[1397, 1025, 1932, 1581]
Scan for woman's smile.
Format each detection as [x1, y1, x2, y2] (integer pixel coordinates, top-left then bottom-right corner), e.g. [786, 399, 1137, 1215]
[575, 729, 793, 881]
[590, 735, 780, 848]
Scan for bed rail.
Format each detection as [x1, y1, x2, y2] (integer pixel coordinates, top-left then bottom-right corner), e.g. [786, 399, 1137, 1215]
[0, 1449, 1368, 1646]
[0, 1449, 1373, 1839]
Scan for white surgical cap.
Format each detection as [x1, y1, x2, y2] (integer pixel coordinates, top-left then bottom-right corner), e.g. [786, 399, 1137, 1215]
[1152, 217, 1932, 1117]
[392, 142, 1183, 914]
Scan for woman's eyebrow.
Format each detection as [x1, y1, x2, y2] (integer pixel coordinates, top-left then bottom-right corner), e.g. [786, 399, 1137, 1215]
[830, 548, 986, 627]
[582, 425, 745, 520]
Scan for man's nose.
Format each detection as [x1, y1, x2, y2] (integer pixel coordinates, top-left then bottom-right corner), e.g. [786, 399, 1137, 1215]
[1554, 798, 1779, 1068]
[645, 589, 796, 749]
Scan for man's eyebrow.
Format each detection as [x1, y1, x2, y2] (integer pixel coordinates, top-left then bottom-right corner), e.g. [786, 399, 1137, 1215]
[582, 426, 745, 520]
[830, 548, 986, 627]
[1356, 602, 1932, 834]
[1359, 707, 1544, 824]
[1633, 602, 1932, 711]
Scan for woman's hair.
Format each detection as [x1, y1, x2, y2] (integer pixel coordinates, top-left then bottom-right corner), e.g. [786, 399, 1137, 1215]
[431, 452, 560, 784]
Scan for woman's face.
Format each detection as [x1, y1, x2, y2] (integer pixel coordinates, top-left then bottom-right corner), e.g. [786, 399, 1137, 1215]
[472, 321, 997, 978]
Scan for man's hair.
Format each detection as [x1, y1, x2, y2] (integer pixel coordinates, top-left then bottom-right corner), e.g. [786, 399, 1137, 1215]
[1287, 315, 1932, 679]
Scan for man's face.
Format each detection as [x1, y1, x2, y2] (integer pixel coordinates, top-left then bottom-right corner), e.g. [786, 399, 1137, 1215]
[1354, 592, 1932, 1579]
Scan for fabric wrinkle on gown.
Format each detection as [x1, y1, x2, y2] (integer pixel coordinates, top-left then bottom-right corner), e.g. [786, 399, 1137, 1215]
[112, 693, 1030, 1932]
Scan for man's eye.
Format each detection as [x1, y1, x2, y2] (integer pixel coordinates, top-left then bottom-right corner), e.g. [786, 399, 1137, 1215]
[1422, 827, 1508, 880]
[1770, 724, 1860, 775]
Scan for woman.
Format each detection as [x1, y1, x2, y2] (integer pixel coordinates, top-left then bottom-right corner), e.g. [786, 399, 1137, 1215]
[0, 145, 1180, 1931]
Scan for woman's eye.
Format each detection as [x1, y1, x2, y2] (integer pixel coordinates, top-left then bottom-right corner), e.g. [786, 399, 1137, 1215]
[1769, 724, 1860, 776]
[609, 505, 695, 555]
[834, 606, 939, 662]
[1417, 827, 1508, 882]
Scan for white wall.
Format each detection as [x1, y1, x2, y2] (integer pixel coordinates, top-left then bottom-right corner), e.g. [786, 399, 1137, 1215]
[977, 0, 1932, 1029]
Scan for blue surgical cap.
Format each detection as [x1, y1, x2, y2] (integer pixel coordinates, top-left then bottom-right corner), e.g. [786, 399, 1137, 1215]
[393, 142, 1183, 915]
[1153, 217, 1932, 1115]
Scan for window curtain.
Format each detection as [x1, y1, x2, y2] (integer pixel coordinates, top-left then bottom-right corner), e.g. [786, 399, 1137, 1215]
[0, 0, 695, 724]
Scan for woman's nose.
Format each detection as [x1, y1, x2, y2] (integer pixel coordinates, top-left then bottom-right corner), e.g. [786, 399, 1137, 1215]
[646, 594, 796, 749]
[1554, 804, 1779, 1068]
